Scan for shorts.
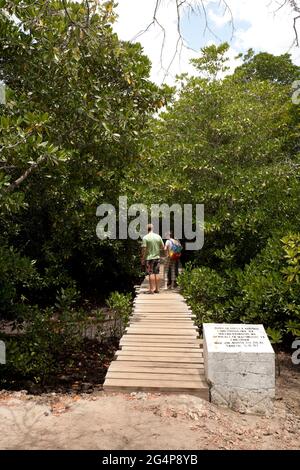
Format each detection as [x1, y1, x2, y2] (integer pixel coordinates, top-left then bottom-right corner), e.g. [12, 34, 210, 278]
[146, 259, 160, 275]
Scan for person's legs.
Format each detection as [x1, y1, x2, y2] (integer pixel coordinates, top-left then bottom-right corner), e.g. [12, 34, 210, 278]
[168, 267, 171, 286]
[174, 260, 179, 286]
[150, 274, 156, 292]
[154, 274, 160, 292]
[164, 258, 170, 289]
[146, 261, 155, 293]
[170, 259, 176, 288]
[153, 260, 161, 293]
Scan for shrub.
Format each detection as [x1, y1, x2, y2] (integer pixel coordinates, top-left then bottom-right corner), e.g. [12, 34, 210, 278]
[106, 291, 132, 338]
[177, 263, 237, 328]
[178, 235, 300, 343]
[1, 287, 106, 385]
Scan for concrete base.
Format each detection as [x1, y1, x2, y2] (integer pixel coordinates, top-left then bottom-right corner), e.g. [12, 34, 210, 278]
[203, 324, 275, 415]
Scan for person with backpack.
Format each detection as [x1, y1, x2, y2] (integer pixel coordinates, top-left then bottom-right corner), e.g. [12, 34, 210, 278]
[164, 232, 182, 289]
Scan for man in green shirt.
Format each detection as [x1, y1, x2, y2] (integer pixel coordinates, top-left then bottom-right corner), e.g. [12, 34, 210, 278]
[141, 224, 164, 294]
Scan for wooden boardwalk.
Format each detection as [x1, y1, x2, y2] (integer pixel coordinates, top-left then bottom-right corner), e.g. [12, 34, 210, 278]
[103, 277, 209, 398]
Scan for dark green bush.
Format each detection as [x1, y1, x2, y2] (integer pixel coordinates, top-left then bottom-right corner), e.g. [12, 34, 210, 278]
[106, 291, 132, 338]
[178, 234, 300, 343]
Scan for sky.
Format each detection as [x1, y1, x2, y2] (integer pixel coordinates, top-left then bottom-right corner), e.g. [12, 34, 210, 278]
[113, 0, 300, 85]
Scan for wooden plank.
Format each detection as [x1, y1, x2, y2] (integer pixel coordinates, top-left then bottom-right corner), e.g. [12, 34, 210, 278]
[134, 302, 188, 305]
[126, 329, 198, 335]
[130, 321, 195, 325]
[133, 302, 187, 307]
[106, 372, 205, 381]
[130, 319, 195, 323]
[116, 350, 203, 358]
[120, 341, 202, 348]
[134, 298, 185, 301]
[116, 356, 204, 364]
[130, 318, 196, 328]
[133, 308, 191, 312]
[133, 310, 192, 313]
[126, 333, 198, 338]
[132, 312, 194, 316]
[127, 325, 198, 330]
[121, 335, 202, 341]
[130, 320, 196, 324]
[132, 306, 193, 315]
[133, 308, 192, 312]
[135, 296, 186, 299]
[131, 314, 193, 317]
[133, 307, 191, 310]
[120, 342, 202, 349]
[128, 323, 196, 328]
[136, 297, 183, 301]
[108, 364, 204, 374]
[133, 310, 192, 314]
[133, 307, 191, 311]
[104, 378, 209, 395]
[108, 360, 204, 369]
[120, 346, 201, 353]
[120, 345, 202, 351]
[131, 316, 194, 320]
[132, 313, 193, 315]
[135, 295, 184, 298]
[134, 302, 188, 304]
[131, 313, 192, 318]
[129, 320, 196, 331]
[122, 335, 202, 342]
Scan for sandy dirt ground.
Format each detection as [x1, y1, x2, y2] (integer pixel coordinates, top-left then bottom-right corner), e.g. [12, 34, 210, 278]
[0, 362, 299, 450]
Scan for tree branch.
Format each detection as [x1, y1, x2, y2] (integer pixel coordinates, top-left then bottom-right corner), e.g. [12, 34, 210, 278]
[4, 155, 48, 193]
[273, 0, 300, 46]
[132, 0, 234, 82]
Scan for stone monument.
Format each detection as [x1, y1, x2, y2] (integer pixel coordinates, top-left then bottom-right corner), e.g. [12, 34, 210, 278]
[203, 323, 275, 415]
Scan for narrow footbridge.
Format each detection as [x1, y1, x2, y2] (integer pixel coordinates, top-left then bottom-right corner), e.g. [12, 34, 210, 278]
[104, 279, 209, 398]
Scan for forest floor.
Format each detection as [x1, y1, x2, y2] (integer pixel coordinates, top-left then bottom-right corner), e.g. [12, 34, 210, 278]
[0, 353, 299, 450]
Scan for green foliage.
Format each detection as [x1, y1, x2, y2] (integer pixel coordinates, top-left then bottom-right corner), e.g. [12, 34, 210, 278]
[267, 328, 283, 345]
[3, 308, 74, 383]
[177, 265, 231, 328]
[179, 236, 300, 343]
[0, 244, 39, 318]
[190, 43, 230, 80]
[234, 50, 300, 85]
[1, 298, 106, 384]
[1, 1, 300, 388]
[0, 0, 168, 320]
[141, 44, 300, 344]
[281, 233, 300, 284]
[106, 291, 132, 338]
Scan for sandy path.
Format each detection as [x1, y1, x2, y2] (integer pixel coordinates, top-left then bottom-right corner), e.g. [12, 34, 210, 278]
[0, 364, 299, 450]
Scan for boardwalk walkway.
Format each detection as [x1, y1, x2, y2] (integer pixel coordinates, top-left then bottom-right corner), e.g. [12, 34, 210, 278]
[104, 277, 209, 398]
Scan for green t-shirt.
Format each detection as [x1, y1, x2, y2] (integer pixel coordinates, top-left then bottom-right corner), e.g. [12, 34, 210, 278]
[142, 232, 164, 261]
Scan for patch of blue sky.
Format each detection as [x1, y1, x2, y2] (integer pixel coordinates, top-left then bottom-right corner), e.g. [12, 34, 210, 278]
[181, 3, 251, 53]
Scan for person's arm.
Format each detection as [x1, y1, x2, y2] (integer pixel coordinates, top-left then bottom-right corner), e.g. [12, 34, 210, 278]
[160, 237, 166, 256]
